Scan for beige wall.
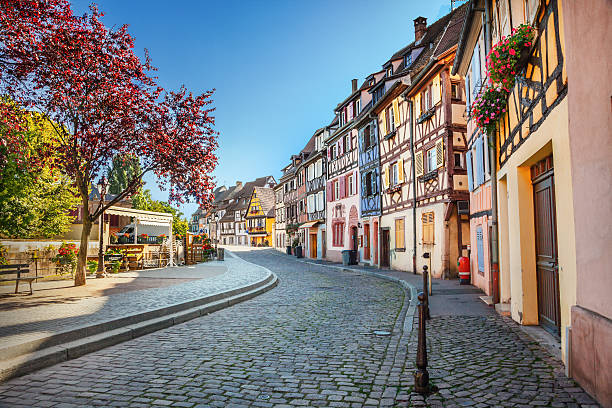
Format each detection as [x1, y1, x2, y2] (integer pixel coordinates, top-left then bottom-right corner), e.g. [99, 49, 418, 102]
[497, 98, 576, 362]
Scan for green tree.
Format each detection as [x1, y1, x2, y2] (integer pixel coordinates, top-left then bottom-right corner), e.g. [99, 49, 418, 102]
[108, 154, 142, 195]
[131, 189, 189, 235]
[0, 114, 79, 239]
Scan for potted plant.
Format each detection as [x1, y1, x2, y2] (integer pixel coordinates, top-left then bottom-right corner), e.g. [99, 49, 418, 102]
[87, 260, 98, 275]
[109, 232, 118, 244]
[52, 242, 79, 277]
[157, 234, 167, 244]
[137, 233, 149, 244]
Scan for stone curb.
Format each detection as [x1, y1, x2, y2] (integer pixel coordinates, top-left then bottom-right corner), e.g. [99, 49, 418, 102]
[0, 260, 278, 382]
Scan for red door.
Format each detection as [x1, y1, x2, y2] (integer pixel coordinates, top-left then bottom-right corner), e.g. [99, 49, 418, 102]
[364, 224, 370, 260]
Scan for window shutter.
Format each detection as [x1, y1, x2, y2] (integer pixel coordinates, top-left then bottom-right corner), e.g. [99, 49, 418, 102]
[380, 110, 387, 136]
[339, 176, 346, 199]
[476, 226, 485, 272]
[436, 139, 444, 168]
[466, 150, 474, 192]
[432, 74, 441, 105]
[398, 158, 405, 183]
[393, 98, 400, 127]
[327, 182, 333, 202]
[372, 120, 378, 144]
[415, 94, 422, 117]
[465, 74, 471, 109]
[475, 136, 484, 185]
[358, 127, 364, 151]
[384, 165, 390, 188]
[372, 170, 378, 194]
[415, 150, 424, 177]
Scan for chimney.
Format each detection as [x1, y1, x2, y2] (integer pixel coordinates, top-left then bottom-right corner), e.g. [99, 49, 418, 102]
[351, 78, 358, 92]
[414, 17, 427, 42]
[235, 181, 242, 188]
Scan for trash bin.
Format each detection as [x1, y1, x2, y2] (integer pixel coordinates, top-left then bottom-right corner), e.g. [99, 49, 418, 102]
[217, 247, 225, 261]
[286, 246, 292, 255]
[295, 245, 303, 258]
[342, 250, 357, 265]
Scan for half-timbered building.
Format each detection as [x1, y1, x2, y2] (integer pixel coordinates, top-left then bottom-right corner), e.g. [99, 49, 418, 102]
[245, 187, 275, 247]
[376, 7, 469, 275]
[325, 80, 361, 263]
[355, 71, 386, 266]
[301, 127, 331, 259]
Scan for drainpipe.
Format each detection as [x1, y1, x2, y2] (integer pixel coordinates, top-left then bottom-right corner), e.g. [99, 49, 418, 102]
[409, 99, 417, 275]
[483, 0, 500, 304]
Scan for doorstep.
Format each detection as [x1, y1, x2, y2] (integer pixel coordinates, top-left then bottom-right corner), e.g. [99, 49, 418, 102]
[479, 295, 494, 305]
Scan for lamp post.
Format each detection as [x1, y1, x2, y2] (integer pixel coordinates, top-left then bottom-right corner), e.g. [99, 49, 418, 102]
[414, 292, 430, 394]
[96, 178, 107, 278]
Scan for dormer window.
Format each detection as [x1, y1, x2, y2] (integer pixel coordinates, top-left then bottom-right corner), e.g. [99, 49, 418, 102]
[369, 79, 374, 86]
[386, 67, 393, 76]
[405, 54, 412, 67]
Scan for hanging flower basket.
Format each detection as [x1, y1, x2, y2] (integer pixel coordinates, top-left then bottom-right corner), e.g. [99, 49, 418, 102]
[471, 86, 509, 136]
[486, 24, 535, 90]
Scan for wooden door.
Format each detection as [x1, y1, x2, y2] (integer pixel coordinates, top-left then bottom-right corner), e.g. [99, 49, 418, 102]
[322, 232, 326, 259]
[381, 229, 390, 267]
[533, 170, 560, 335]
[364, 224, 370, 260]
[310, 233, 317, 259]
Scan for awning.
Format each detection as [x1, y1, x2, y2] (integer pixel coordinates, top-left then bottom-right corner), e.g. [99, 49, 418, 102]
[299, 221, 321, 229]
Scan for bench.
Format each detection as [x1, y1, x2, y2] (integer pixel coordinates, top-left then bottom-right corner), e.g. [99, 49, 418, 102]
[0, 264, 38, 295]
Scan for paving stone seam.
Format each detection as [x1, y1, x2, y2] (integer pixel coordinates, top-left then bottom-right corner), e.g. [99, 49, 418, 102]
[0, 257, 279, 383]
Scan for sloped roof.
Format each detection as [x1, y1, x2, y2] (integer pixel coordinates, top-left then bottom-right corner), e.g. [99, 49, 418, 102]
[250, 187, 275, 218]
[433, 4, 467, 59]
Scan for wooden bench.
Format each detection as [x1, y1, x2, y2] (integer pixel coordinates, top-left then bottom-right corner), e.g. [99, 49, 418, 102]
[0, 264, 38, 295]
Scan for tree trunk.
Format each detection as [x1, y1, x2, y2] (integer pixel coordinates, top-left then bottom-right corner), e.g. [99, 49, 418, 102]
[75, 216, 92, 286]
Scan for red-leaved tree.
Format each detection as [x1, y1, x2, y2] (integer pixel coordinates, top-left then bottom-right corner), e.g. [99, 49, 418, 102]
[1, 1, 218, 285]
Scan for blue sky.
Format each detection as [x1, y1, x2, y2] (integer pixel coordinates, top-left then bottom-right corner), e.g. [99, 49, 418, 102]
[73, 0, 456, 218]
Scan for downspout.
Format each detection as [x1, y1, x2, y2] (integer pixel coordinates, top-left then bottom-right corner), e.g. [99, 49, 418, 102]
[484, 0, 500, 304]
[409, 99, 417, 275]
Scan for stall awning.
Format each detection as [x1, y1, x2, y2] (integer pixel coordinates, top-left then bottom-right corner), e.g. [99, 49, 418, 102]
[105, 206, 173, 226]
[299, 221, 321, 229]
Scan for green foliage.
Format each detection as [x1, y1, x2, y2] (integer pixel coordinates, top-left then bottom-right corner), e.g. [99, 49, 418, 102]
[0, 114, 79, 239]
[0, 243, 7, 265]
[87, 260, 98, 274]
[108, 154, 142, 195]
[131, 188, 189, 235]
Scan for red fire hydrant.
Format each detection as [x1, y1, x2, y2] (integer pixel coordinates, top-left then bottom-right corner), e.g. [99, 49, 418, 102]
[457, 256, 470, 285]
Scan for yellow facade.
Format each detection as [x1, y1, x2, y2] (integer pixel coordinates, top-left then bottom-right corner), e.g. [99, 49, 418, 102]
[493, 0, 575, 363]
[246, 191, 274, 246]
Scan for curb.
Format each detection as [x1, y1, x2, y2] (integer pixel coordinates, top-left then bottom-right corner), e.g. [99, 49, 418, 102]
[0, 265, 278, 382]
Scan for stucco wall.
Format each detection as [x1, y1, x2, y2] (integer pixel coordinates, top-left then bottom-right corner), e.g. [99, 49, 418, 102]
[497, 98, 576, 362]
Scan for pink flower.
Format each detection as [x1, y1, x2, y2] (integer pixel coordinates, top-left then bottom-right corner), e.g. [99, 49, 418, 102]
[509, 49, 516, 56]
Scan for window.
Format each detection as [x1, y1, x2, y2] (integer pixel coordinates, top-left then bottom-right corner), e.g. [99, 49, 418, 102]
[331, 144, 337, 159]
[465, 73, 471, 109]
[365, 172, 373, 196]
[344, 135, 350, 152]
[386, 105, 395, 133]
[316, 159, 323, 177]
[405, 53, 412, 67]
[333, 222, 345, 247]
[426, 147, 437, 173]
[391, 162, 399, 186]
[334, 180, 339, 201]
[451, 83, 460, 100]
[363, 124, 372, 149]
[348, 174, 354, 196]
[354, 99, 361, 116]
[395, 218, 405, 250]
[386, 66, 393, 76]
[422, 212, 435, 244]
[454, 152, 463, 168]
[341, 110, 347, 126]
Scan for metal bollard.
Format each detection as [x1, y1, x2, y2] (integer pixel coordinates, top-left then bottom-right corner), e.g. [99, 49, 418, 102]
[422, 265, 430, 320]
[414, 292, 430, 394]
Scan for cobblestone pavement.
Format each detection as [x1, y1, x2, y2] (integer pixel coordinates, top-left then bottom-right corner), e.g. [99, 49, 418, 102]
[0, 249, 599, 407]
[0, 255, 267, 353]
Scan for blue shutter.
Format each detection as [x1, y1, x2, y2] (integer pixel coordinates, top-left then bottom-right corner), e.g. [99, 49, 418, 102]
[476, 226, 485, 273]
[479, 136, 486, 185]
[475, 136, 484, 186]
[466, 150, 474, 192]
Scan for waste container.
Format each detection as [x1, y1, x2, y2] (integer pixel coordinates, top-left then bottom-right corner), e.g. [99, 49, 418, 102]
[217, 247, 225, 261]
[342, 250, 357, 265]
[295, 245, 303, 258]
[286, 246, 292, 255]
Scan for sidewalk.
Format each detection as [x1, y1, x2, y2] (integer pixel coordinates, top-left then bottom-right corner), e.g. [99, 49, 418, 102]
[282, 252, 599, 407]
[0, 252, 277, 381]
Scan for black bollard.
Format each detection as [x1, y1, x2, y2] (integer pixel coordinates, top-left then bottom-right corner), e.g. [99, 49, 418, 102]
[422, 265, 430, 320]
[414, 292, 430, 394]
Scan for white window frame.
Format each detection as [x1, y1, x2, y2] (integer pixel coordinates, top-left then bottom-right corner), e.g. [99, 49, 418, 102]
[334, 180, 339, 201]
[391, 162, 399, 186]
[426, 148, 437, 173]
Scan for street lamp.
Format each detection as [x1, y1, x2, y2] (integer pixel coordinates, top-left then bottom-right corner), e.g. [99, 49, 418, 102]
[96, 177, 107, 278]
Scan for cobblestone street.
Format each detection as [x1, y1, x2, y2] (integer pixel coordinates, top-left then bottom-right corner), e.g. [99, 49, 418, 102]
[0, 249, 598, 407]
